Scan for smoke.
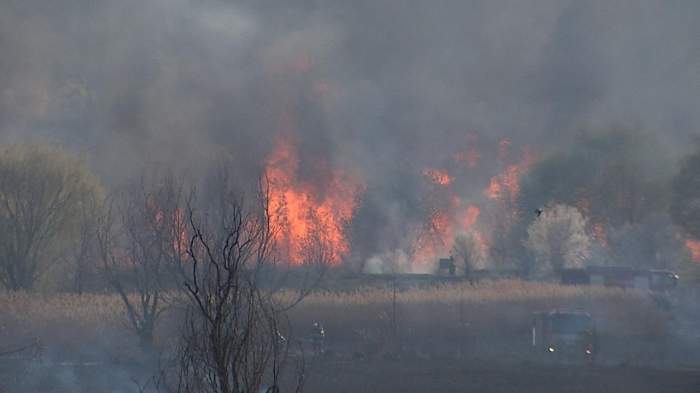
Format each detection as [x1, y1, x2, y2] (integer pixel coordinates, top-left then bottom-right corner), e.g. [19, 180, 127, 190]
[1, 0, 699, 269]
[525, 204, 591, 277]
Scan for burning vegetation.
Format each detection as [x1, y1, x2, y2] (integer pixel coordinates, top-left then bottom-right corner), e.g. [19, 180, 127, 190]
[402, 138, 536, 272]
[684, 239, 700, 263]
[1, 1, 700, 391]
[265, 133, 362, 265]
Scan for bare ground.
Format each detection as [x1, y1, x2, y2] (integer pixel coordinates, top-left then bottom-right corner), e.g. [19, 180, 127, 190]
[303, 358, 700, 393]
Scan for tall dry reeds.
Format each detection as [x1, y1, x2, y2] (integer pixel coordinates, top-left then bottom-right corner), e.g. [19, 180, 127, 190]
[0, 280, 669, 360]
[287, 280, 668, 348]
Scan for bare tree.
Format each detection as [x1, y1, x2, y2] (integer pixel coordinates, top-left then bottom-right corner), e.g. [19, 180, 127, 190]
[173, 181, 308, 393]
[0, 144, 103, 290]
[524, 204, 591, 277]
[97, 172, 186, 349]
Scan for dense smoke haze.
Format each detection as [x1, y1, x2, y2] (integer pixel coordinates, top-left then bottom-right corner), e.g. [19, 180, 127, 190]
[1, 0, 699, 270]
[3, 3, 700, 392]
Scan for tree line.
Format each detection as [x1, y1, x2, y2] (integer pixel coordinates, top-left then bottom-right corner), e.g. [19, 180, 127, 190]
[454, 129, 700, 278]
[0, 144, 332, 393]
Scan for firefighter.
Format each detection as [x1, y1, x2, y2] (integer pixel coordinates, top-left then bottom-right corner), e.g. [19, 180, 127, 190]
[310, 321, 325, 355]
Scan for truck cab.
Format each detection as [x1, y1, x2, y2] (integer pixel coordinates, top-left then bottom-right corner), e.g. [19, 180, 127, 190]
[532, 311, 596, 362]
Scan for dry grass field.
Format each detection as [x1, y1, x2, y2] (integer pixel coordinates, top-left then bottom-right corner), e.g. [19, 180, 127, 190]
[0, 280, 668, 359]
[290, 280, 668, 344]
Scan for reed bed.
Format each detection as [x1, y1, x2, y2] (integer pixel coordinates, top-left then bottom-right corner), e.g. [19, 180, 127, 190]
[0, 280, 667, 359]
[288, 280, 668, 345]
[0, 292, 138, 359]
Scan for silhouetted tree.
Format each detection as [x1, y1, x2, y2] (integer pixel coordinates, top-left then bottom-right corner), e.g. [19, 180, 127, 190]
[173, 176, 324, 393]
[97, 171, 186, 349]
[452, 230, 487, 277]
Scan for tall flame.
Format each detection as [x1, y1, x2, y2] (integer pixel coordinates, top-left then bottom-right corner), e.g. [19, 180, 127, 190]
[410, 194, 484, 269]
[483, 149, 534, 204]
[265, 134, 361, 265]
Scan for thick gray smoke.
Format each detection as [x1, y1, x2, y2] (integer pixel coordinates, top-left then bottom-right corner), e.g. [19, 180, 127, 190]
[1, 0, 699, 268]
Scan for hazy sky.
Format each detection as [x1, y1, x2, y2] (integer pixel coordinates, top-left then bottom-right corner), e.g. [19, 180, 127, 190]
[1, 0, 698, 178]
[1, 1, 698, 267]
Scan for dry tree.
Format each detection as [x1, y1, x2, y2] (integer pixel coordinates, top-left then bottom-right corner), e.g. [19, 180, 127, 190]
[96, 171, 186, 350]
[171, 179, 320, 393]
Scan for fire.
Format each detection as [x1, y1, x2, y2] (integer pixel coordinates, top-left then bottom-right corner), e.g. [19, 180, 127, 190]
[484, 147, 534, 204]
[453, 133, 481, 168]
[410, 196, 484, 269]
[150, 200, 189, 259]
[457, 204, 480, 230]
[411, 210, 451, 268]
[408, 138, 540, 271]
[483, 162, 525, 203]
[483, 177, 503, 200]
[424, 168, 453, 186]
[685, 239, 700, 263]
[265, 134, 361, 265]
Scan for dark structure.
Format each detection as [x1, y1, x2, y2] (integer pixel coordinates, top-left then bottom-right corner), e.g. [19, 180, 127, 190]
[438, 257, 456, 276]
[560, 266, 678, 291]
[532, 311, 596, 362]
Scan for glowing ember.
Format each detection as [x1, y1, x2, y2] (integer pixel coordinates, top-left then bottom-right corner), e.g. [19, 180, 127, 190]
[410, 196, 484, 269]
[484, 177, 503, 200]
[686, 239, 700, 262]
[458, 204, 480, 230]
[411, 210, 451, 267]
[265, 134, 361, 265]
[483, 163, 524, 203]
[483, 147, 534, 204]
[424, 168, 453, 186]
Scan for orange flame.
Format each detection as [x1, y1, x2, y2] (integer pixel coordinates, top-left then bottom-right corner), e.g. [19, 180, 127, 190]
[457, 204, 481, 230]
[410, 195, 484, 269]
[483, 147, 534, 204]
[410, 140, 539, 271]
[411, 210, 451, 267]
[686, 239, 700, 263]
[265, 134, 361, 265]
[424, 168, 453, 186]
